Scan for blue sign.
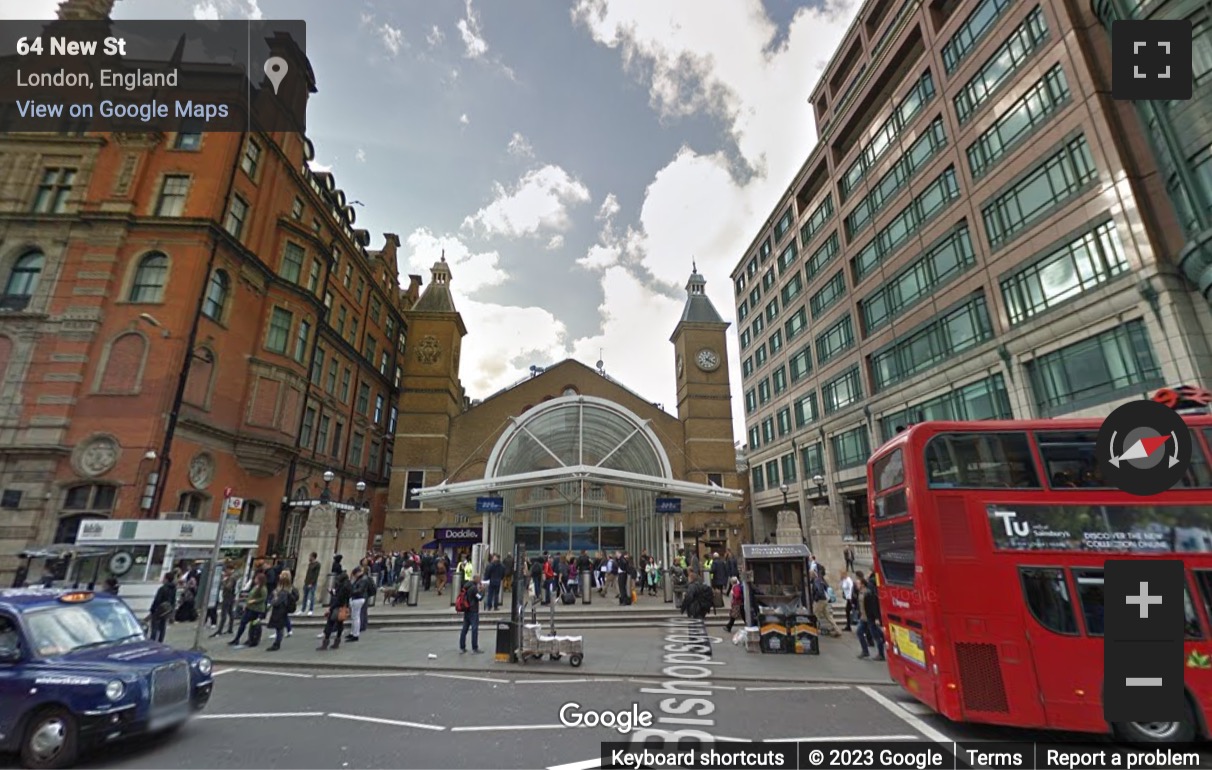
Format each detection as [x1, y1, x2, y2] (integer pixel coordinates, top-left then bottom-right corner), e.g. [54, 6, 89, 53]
[655, 497, 681, 514]
[475, 496, 504, 513]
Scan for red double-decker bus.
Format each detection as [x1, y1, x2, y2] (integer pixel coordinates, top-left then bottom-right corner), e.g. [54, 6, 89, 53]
[866, 413, 1212, 742]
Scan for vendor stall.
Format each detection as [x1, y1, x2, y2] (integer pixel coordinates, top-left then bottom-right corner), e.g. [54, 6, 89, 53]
[739, 543, 816, 655]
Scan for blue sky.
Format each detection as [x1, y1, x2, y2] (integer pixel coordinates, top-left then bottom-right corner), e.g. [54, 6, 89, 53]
[14, 0, 863, 441]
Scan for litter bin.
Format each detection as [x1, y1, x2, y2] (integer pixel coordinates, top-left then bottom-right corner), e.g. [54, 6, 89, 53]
[792, 610, 820, 655]
[450, 573, 464, 605]
[495, 620, 517, 662]
[759, 610, 792, 654]
[580, 572, 592, 605]
[407, 572, 420, 607]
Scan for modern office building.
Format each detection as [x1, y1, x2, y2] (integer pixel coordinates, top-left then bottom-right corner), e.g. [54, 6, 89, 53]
[0, 0, 409, 583]
[732, 0, 1212, 540]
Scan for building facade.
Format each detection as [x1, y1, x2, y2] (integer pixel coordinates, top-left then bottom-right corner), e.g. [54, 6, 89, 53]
[0, 2, 409, 583]
[732, 0, 1212, 541]
[387, 262, 748, 560]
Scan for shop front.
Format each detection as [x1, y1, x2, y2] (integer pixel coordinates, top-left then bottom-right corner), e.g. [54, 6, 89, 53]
[425, 526, 482, 561]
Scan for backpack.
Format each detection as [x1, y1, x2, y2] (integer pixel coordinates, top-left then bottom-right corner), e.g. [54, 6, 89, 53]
[286, 588, 298, 614]
[826, 585, 837, 604]
[455, 588, 470, 613]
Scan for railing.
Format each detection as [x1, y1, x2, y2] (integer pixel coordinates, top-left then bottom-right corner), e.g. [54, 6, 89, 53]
[850, 541, 873, 563]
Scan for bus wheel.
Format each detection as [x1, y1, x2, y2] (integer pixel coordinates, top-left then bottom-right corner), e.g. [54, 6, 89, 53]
[1115, 706, 1197, 743]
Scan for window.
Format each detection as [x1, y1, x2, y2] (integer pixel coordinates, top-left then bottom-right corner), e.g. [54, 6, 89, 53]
[324, 291, 333, 311]
[747, 257, 758, 278]
[266, 307, 292, 354]
[394, 365, 402, 388]
[740, 329, 752, 350]
[789, 345, 813, 382]
[752, 315, 764, 335]
[810, 271, 847, 319]
[177, 492, 206, 520]
[845, 117, 948, 240]
[735, 275, 746, 296]
[1019, 567, 1078, 635]
[742, 357, 755, 378]
[941, 0, 1016, 73]
[1026, 320, 1162, 414]
[745, 389, 757, 414]
[760, 238, 773, 262]
[365, 335, 377, 362]
[405, 470, 425, 509]
[815, 314, 855, 365]
[794, 392, 819, 428]
[784, 307, 808, 341]
[776, 242, 798, 276]
[349, 318, 359, 346]
[307, 260, 321, 293]
[777, 407, 792, 436]
[357, 383, 370, 414]
[774, 207, 794, 242]
[332, 421, 344, 457]
[860, 223, 975, 335]
[879, 374, 1012, 441]
[311, 348, 325, 385]
[388, 405, 398, 434]
[773, 366, 788, 394]
[801, 442, 824, 477]
[954, 8, 1049, 125]
[374, 394, 384, 423]
[748, 425, 761, 449]
[294, 319, 310, 362]
[370, 297, 382, 323]
[202, 269, 228, 320]
[291, 197, 304, 220]
[781, 452, 797, 482]
[32, 167, 76, 214]
[765, 459, 780, 488]
[762, 417, 775, 443]
[316, 415, 331, 456]
[155, 175, 189, 216]
[769, 329, 784, 355]
[4, 250, 43, 300]
[839, 71, 936, 200]
[852, 166, 961, 282]
[800, 195, 834, 246]
[738, 301, 749, 323]
[225, 195, 249, 238]
[765, 298, 779, 322]
[968, 65, 1070, 178]
[805, 232, 840, 281]
[62, 484, 116, 514]
[758, 378, 772, 404]
[343, 263, 353, 288]
[368, 440, 382, 476]
[831, 426, 871, 470]
[349, 431, 365, 467]
[752, 467, 766, 493]
[356, 277, 365, 303]
[336, 306, 347, 334]
[300, 406, 317, 449]
[174, 131, 202, 150]
[1001, 220, 1128, 325]
[762, 269, 775, 291]
[281, 242, 305, 283]
[823, 366, 863, 413]
[341, 368, 352, 402]
[129, 253, 167, 303]
[925, 432, 1040, 488]
[241, 139, 261, 177]
[380, 352, 389, 376]
[781, 273, 804, 305]
[1, 490, 21, 509]
[871, 294, 993, 392]
[325, 359, 338, 394]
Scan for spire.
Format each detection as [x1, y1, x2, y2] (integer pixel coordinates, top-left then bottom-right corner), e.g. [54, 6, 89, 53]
[412, 252, 458, 312]
[678, 264, 724, 325]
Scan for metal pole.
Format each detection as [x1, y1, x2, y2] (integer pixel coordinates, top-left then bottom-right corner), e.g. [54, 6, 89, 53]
[193, 497, 231, 651]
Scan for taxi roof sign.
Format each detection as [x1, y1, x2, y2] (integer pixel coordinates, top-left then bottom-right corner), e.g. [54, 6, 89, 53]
[58, 591, 93, 603]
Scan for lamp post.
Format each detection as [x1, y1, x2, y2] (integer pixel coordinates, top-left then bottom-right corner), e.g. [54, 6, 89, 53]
[812, 474, 826, 502]
[782, 481, 807, 546]
[355, 480, 367, 509]
[320, 470, 335, 504]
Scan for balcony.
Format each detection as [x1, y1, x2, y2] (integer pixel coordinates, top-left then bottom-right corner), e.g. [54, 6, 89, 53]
[0, 294, 31, 312]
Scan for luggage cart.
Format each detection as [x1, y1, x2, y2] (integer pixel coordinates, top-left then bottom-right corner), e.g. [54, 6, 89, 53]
[517, 598, 583, 667]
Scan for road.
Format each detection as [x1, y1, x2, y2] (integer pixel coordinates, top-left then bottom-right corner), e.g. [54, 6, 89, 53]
[6, 662, 1202, 769]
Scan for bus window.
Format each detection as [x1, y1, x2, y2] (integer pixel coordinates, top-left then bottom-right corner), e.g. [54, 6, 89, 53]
[873, 449, 904, 492]
[1073, 569, 1104, 635]
[926, 433, 1040, 489]
[874, 519, 916, 587]
[1183, 432, 1212, 488]
[875, 489, 908, 520]
[1036, 431, 1107, 488]
[1019, 567, 1077, 635]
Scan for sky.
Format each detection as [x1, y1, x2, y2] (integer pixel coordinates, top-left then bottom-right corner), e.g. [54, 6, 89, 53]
[11, 0, 864, 441]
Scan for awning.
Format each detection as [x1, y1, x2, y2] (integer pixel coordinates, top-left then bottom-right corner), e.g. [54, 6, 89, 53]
[19, 546, 113, 560]
[420, 541, 438, 550]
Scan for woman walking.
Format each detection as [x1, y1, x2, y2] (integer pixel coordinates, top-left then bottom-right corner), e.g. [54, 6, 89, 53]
[211, 566, 237, 637]
[229, 572, 268, 648]
[435, 554, 448, 595]
[266, 570, 298, 651]
[319, 571, 351, 651]
[724, 576, 745, 633]
[148, 572, 176, 643]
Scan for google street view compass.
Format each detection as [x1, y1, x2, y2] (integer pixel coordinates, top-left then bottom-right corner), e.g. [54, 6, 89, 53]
[1097, 399, 1192, 495]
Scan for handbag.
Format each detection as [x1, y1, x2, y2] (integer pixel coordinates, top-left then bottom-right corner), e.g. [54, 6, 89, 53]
[337, 605, 351, 622]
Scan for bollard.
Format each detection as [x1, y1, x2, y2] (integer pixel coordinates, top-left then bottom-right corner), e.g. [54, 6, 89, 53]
[407, 572, 420, 607]
[450, 572, 464, 605]
[580, 572, 592, 605]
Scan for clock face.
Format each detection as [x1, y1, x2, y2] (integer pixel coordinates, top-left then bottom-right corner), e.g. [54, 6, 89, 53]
[696, 348, 720, 371]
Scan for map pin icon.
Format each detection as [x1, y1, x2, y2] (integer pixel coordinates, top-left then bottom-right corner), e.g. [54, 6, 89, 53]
[264, 56, 288, 94]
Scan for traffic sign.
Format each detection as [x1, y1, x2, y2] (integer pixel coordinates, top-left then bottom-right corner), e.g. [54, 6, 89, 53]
[655, 497, 681, 514]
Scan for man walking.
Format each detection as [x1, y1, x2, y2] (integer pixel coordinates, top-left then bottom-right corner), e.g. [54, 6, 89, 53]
[811, 568, 843, 638]
[855, 573, 885, 661]
[457, 575, 484, 654]
[302, 552, 321, 616]
[840, 570, 855, 632]
[484, 554, 504, 611]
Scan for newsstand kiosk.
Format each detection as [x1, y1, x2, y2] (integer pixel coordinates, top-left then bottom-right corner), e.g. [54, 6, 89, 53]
[739, 543, 817, 655]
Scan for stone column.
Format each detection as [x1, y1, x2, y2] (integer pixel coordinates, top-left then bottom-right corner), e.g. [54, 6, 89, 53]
[808, 503, 847, 576]
[296, 504, 338, 570]
[336, 508, 370, 566]
[773, 508, 804, 545]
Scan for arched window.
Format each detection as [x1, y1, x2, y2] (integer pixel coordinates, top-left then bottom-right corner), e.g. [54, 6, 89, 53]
[129, 252, 168, 303]
[56, 484, 117, 543]
[202, 269, 229, 320]
[177, 492, 207, 519]
[97, 333, 146, 393]
[240, 499, 263, 524]
[4, 250, 43, 298]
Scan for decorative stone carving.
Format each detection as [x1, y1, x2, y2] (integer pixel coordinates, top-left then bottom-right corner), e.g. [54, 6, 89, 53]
[416, 335, 441, 365]
[336, 508, 371, 563]
[774, 508, 804, 545]
[73, 435, 119, 477]
[297, 504, 339, 571]
[188, 452, 214, 490]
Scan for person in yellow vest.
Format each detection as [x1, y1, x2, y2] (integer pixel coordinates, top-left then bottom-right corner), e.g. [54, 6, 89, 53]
[462, 557, 474, 584]
[703, 555, 714, 577]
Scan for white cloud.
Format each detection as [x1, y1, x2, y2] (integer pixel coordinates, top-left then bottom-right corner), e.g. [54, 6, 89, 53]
[380, 23, 405, 56]
[457, 0, 489, 59]
[547, 235, 565, 250]
[460, 113, 470, 125]
[596, 193, 621, 222]
[507, 132, 534, 158]
[404, 228, 506, 294]
[355, 149, 366, 163]
[192, 0, 262, 20]
[462, 165, 592, 239]
[427, 25, 445, 47]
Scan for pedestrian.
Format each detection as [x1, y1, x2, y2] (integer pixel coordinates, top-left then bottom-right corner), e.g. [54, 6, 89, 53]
[435, 554, 448, 595]
[840, 570, 856, 632]
[844, 545, 855, 573]
[148, 572, 176, 643]
[484, 554, 504, 611]
[266, 571, 298, 652]
[319, 571, 351, 651]
[616, 552, 631, 605]
[330, 553, 345, 575]
[855, 573, 885, 661]
[211, 566, 236, 637]
[502, 551, 514, 593]
[457, 574, 484, 654]
[811, 568, 843, 638]
[302, 552, 321, 615]
[461, 555, 474, 586]
[345, 567, 370, 643]
[102, 576, 120, 595]
[230, 572, 268, 648]
[724, 576, 744, 632]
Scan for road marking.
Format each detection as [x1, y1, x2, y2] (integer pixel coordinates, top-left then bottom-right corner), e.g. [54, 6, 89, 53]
[898, 701, 935, 716]
[767, 734, 919, 742]
[547, 759, 600, 770]
[513, 678, 591, 684]
[327, 712, 446, 731]
[451, 724, 568, 732]
[857, 686, 954, 744]
[627, 678, 662, 684]
[426, 673, 510, 684]
[744, 685, 852, 692]
[210, 668, 235, 677]
[198, 712, 325, 719]
[314, 672, 419, 679]
[233, 668, 314, 679]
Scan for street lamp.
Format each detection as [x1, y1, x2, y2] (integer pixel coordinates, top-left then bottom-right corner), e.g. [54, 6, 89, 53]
[320, 470, 335, 504]
[779, 482, 789, 508]
[355, 480, 367, 510]
[812, 474, 826, 501]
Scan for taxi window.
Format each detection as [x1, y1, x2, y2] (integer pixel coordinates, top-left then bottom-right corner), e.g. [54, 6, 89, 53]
[24, 600, 143, 658]
[0, 615, 20, 659]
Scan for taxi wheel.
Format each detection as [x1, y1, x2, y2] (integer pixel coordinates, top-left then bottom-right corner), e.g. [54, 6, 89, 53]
[20, 707, 78, 770]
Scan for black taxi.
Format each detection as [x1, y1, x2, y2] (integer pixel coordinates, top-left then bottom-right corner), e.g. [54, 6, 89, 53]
[0, 587, 214, 768]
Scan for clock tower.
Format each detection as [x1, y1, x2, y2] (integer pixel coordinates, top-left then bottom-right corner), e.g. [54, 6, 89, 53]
[670, 265, 738, 494]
